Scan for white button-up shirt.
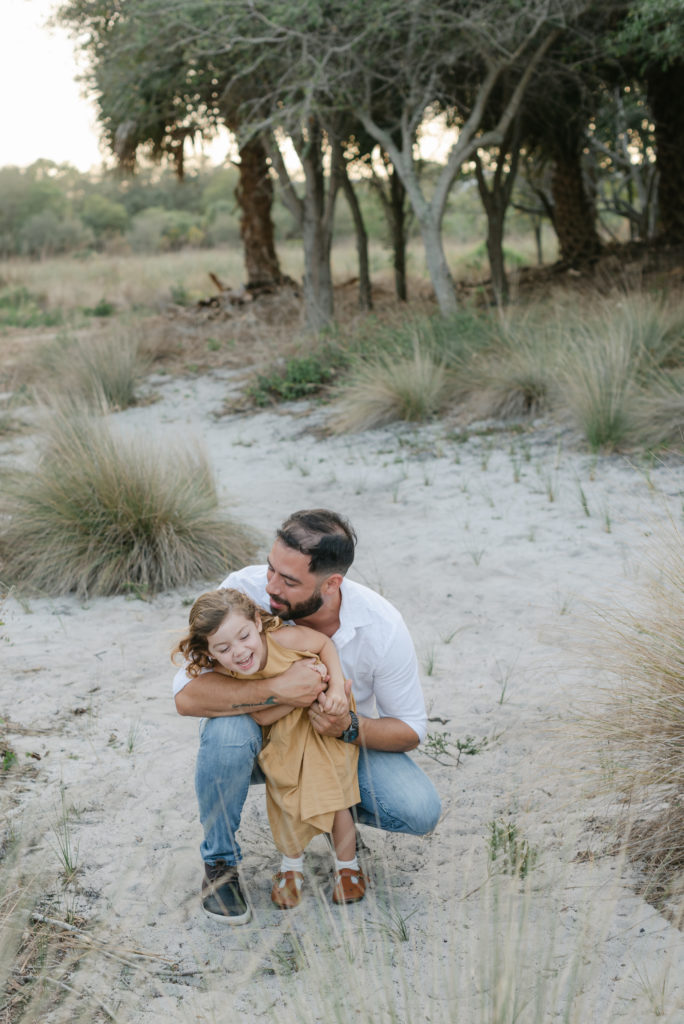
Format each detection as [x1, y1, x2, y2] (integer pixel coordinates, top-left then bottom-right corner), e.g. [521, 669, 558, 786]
[173, 565, 428, 742]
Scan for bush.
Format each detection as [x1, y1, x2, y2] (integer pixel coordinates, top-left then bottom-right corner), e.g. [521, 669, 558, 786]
[0, 284, 62, 328]
[457, 313, 557, 420]
[247, 349, 348, 406]
[348, 308, 493, 368]
[557, 293, 684, 451]
[33, 329, 148, 411]
[329, 342, 450, 433]
[19, 210, 94, 259]
[0, 402, 258, 597]
[583, 525, 684, 904]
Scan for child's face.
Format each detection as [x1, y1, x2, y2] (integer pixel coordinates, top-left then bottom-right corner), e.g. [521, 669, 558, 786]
[207, 611, 265, 674]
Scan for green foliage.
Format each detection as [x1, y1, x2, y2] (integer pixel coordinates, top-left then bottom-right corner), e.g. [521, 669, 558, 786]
[81, 193, 129, 236]
[611, 0, 684, 70]
[0, 401, 257, 597]
[19, 210, 94, 259]
[488, 819, 538, 879]
[349, 309, 493, 368]
[1, 748, 17, 772]
[169, 282, 192, 306]
[0, 284, 62, 328]
[423, 730, 489, 765]
[128, 207, 206, 253]
[247, 350, 348, 406]
[83, 297, 115, 317]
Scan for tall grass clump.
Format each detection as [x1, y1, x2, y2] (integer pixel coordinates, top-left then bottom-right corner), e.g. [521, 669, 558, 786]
[328, 308, 494, 433]
[558, 292, 684, 451]
[457, 313, 559, 420]
[31, 327, 149, 411]
[348, 307, 493, 368]
[0, 401, 257, 597]
[329, 341, 451, 433]
[582, 523, 684, 907]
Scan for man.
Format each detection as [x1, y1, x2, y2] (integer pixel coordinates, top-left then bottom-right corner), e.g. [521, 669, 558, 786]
[174, 509, 441, 924]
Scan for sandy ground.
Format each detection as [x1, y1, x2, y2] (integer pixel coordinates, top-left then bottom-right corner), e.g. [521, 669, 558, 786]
[3, 368, 684, 1022]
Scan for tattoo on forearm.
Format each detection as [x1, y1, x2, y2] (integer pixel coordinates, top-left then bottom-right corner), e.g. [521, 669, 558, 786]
[230, 697, 278, 710]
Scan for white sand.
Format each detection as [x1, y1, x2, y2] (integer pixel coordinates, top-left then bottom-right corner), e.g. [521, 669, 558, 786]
[3, 370, 684, 1021]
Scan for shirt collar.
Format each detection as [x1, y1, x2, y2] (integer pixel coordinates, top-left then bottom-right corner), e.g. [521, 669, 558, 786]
[333, 578, 372, 647]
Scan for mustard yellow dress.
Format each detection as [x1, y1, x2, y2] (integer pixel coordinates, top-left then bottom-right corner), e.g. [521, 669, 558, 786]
[222, 626, 360, 856]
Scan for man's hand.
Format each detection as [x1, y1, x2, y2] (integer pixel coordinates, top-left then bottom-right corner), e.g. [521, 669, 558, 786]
[309, 678, 352, 737]
[271, 658, 327, 708]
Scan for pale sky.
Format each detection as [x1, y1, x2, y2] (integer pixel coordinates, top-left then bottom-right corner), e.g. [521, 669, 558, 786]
[0, 0, 232, 172]
[0, 0, 451, 175]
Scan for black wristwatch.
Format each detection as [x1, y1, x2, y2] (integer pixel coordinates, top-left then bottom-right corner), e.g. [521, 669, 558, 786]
[340, 710, 359, 743]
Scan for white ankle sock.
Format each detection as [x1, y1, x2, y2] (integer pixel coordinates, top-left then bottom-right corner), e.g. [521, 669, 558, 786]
[334, 855, 359, 873]
[280, 854, 304, 874]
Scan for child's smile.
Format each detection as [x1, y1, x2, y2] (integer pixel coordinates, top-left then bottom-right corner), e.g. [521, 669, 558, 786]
[207, 612, 266, 675]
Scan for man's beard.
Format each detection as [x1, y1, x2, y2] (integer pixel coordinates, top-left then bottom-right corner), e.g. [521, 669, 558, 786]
[270, 587, 324, 621]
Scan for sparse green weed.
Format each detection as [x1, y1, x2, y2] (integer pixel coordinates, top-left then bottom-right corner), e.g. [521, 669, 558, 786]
[488, 818, 538, 879]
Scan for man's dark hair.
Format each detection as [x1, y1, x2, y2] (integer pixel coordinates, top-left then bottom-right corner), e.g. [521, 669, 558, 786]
[276, 509, 357, 576]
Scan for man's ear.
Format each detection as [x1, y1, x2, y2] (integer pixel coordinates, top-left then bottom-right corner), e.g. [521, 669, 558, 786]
[322, 573, 344, 596]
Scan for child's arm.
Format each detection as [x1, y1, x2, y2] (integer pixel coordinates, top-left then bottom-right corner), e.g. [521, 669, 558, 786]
[249, 658, 327, 725]
[271, 626, 349, 716]
[250, 705, 295, 726]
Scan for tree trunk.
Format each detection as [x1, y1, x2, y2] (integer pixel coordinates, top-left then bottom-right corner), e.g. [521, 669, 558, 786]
[419, 215, 458, 315]
[550, 150, 602, 266]
[298, 121, 339, 330]
[389, 169, 408, 302]
[334, 140, 372, 311]
[370, 153, 409, 301]
[474, 129, 520, 308]
[647, 62, 684, 245]
[235, 135, 283, 288]
[485, 211, 508, 307]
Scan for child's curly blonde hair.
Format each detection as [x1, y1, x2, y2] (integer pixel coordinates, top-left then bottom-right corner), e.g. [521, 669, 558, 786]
[172, 588, 280, 677]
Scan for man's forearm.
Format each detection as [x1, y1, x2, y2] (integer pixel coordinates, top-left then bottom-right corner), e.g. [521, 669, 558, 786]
[175, 659, 327, 719]
[310, 703, 420, 752]
[175, 672, 282, 718]
[355, 715, 420, 752]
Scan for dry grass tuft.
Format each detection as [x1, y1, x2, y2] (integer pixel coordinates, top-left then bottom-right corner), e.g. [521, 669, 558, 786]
[557, 292, 684, 451]
[458, 317, 557, 420]
[328, 342, 451, 434]
[582, 522, 684, 904]
[0, 399, 258, 598]
[25, 327, 150, 412]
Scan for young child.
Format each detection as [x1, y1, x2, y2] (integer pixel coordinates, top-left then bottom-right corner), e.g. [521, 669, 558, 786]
[173, 588, 365, 909]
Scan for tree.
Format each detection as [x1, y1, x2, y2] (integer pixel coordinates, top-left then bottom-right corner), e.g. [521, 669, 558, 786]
[57, 0, 286, 289]
[611, 0, 684, 244]
[240, 0, 590, 313]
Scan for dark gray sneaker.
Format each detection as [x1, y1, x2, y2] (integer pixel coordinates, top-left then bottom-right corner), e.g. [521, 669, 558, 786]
[201, 860, 252, 925]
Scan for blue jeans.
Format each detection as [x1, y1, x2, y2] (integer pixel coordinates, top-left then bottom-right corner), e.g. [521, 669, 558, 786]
[195, 715, 442, 866]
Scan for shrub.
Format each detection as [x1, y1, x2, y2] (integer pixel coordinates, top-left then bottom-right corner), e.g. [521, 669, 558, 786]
[329, 342, 450, 433]
[247, 349, 348, 406]
[0, 284, 62, 329]
[33, 329, 148, 411]
[458, 316, 557, 420]
[0, 402, 257, 597]
[348, 308, 493, 368]
[558, 292, 684, 451]
[83, 297, 115, 318]
[583, 525, 684, 905]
